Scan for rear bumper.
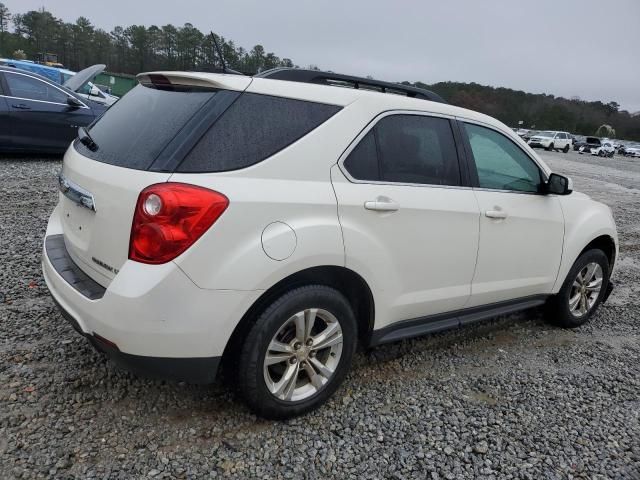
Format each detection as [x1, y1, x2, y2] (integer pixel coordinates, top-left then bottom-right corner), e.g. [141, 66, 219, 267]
[42, 203, 261, 382]
[51, 295, 221, 383]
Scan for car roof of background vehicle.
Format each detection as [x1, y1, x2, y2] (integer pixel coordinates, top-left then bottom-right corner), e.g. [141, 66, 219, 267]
[0, 64, 67, 85]
[0, 58, 65, 83]
[63, 64, 106, 92]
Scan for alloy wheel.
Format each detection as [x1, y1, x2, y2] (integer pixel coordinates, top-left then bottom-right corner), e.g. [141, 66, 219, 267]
[263, 308, 343, 402]
[568, 262, 603, 318]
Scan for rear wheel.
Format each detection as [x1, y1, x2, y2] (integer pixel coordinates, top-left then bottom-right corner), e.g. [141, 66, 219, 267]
[563, 144, 570, 153]
[237, 285, 357, 419]
[546, 249, 609, 328]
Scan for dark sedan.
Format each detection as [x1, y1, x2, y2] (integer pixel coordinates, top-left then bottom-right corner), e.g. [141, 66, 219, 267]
[0, 66, 107, 154]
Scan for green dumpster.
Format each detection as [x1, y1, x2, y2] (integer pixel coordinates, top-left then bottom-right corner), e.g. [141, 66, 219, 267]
[94, 72, 137, 97]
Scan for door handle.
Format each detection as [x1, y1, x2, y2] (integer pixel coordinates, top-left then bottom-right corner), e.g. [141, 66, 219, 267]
[364, 198, 400, 212]
[12, 103, 31, 110]
[485, 209, 508, 219]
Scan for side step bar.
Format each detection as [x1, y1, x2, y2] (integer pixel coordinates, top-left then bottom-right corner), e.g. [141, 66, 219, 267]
[369, 295, 549, 347]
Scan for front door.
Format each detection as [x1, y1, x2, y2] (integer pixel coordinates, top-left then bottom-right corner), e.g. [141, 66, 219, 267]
[460, 121, 564, 307]
[331, 113, 481, 329]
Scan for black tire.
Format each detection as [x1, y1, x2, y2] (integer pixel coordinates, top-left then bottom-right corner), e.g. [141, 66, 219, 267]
[237, 285, 357, 419]
[598, 149, 605, 157]
[546, 143, 554, 151]
[563, 144, 570, 153]
[546, 249, 610, 328]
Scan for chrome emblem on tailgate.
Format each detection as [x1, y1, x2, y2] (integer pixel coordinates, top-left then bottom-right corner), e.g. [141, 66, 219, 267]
[58, 172, 96, 212]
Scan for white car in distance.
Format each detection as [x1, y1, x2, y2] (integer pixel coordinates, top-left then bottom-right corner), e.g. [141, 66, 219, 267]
[43, 68, 618, 419]
[528, 131, 573, 152]
[591, 140, 615, 158]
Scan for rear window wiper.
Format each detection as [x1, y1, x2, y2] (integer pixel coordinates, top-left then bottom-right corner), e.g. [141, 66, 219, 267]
[78, 126, 98, 152]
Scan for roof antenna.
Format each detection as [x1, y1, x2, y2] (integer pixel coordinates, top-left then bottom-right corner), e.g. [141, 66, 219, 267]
[210, 32, 227, 73]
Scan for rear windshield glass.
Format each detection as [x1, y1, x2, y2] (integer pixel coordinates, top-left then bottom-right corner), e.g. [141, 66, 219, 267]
[75, 84, 217, 170]
[177, 93, 341, 173]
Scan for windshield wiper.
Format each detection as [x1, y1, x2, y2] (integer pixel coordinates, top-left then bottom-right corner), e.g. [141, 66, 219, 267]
[78, 126, 98, 152]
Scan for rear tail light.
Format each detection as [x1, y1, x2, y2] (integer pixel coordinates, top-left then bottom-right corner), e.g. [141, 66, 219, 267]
[129, 183, 228, 264]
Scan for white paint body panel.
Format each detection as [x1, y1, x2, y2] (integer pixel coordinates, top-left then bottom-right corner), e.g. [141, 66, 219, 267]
[331, 165, 480, 328]
[468, 191, 564, 306]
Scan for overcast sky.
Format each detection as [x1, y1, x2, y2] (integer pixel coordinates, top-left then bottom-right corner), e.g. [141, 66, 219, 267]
[5, 0, 640, 112]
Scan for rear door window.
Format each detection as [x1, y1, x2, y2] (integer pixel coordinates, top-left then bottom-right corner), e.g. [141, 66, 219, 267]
[342, 114, 462, 187]
[177, 93, 341, 172]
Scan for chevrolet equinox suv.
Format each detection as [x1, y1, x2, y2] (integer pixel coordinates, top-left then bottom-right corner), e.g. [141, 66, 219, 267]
[43, 68, 617, 419]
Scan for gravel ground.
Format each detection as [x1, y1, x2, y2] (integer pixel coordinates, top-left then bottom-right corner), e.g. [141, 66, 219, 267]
[0, 150, 638, 479]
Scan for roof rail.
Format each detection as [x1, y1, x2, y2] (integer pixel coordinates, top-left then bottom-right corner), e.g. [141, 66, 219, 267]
[255, 68, 447, 104]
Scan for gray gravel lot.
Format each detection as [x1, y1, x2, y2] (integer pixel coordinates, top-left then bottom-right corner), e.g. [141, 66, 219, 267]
[0, 150, 639, 479]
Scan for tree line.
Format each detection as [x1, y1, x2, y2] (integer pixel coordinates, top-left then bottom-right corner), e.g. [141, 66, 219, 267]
[1, 4, 639, 140]
[0, 4, 294, 74]
[413, 81, 640, 141]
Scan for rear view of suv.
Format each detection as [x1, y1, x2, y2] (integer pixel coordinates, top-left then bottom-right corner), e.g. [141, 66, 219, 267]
[43, 69, 617, 418]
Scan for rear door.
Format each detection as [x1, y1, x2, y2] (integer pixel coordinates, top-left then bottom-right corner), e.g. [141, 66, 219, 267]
[459, 121, 564, 307]
[332, 112, 480, 328]
[4, 70, 93, 151]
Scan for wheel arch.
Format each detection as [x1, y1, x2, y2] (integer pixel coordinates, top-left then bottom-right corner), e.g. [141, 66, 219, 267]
[221, 265, 375, 367]
[579, 234, 617, 272]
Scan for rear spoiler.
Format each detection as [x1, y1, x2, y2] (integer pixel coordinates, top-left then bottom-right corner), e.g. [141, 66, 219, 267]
[137, 71, 252, 92]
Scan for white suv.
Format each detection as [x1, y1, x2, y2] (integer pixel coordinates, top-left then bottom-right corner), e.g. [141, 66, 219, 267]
[43, 69, 618, 419]
[527, 131, 573, 152]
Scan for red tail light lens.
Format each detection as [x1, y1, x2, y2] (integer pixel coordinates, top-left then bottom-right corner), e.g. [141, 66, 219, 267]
[129, 183, 228, 264]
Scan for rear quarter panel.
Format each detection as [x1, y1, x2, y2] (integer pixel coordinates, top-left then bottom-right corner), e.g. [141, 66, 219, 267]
[169, 102, 376, 291]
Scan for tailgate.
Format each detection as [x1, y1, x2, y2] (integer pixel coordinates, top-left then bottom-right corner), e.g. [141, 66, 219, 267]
[59, 146, 170, 286]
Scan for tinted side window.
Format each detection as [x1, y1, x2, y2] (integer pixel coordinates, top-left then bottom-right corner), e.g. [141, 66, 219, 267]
[464, 123, 542, 193]
[178, 93, 341, 172]
[5, 73, 68, 104]
[76, 84, 219, 170]
[376, 115, 461, 186]
[343, 130, 379, 181]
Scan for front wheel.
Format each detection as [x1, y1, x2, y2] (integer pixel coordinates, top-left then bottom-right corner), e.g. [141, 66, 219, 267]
[546, 249, 610, 328]
[546, 143, 554, 151]
[237, 285, 357, 419]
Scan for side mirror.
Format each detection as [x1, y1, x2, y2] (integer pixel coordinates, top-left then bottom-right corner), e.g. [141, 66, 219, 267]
[67, 96, 83, 108]
[90, 86, 101, 97]
[546, 173, 573, 195]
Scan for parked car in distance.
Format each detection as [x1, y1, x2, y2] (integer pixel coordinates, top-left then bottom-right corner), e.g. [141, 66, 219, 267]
[622, 144, 640, 157]
[0, 59, 119, 107]
[43, 68, 617, 419]
[575, 136, 602, 153]
[0, 65, 107, 154]
[591, 140, 615, 157]
[528, 130, 573, 152]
